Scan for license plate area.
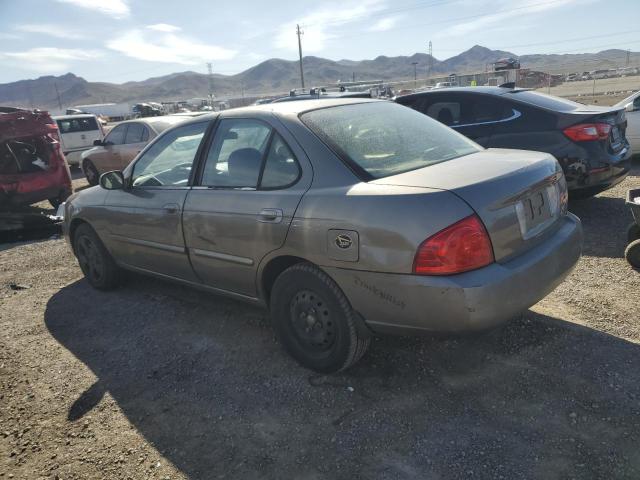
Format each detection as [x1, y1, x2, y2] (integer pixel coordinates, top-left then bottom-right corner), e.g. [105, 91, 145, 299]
[515, 187, 556, 240]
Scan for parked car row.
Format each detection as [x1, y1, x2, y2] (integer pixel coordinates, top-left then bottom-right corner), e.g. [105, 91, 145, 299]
[396, 86, 632, 196]
[4, 83, 638, 371]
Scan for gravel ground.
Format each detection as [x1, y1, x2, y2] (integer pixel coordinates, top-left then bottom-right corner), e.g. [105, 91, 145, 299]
[1, 163, 639, 480]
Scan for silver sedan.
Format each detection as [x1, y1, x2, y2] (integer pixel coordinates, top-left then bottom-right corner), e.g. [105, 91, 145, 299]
[62, 99, 582, 372]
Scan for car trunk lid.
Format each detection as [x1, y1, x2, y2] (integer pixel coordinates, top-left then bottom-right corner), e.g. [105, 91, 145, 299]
[370, 148, 568, 262]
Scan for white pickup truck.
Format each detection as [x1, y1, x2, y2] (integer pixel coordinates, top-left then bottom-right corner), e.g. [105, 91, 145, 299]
[53, 114, 105, 166]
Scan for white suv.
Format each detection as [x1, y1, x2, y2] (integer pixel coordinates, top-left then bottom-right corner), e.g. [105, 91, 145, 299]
[53, 114, 104, 166]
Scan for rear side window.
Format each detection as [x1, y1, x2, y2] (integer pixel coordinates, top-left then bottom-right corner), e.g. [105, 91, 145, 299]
[124, 123, 148, 144]
[201, 118, 301, 189]
[404, 94, 511, 126]
[261, 135, 300, 188]
[56, 117, 99, 133]
[302, 102, 480, 180]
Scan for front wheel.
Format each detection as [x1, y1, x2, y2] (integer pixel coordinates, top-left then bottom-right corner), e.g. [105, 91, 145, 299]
[270, 263, 371, 373]
[83, 159, 99, 186]
[625, 239, 640, 269]
[73, 223, 122, 290]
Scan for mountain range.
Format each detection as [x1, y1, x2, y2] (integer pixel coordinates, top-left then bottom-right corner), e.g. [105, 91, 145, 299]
[1, 45, 638, 110]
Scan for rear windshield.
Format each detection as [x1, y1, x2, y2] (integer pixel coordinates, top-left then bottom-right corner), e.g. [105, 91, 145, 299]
[507, 91, 585, 111]
[301, 102, 480, 179]
[56, 117, 99, 133]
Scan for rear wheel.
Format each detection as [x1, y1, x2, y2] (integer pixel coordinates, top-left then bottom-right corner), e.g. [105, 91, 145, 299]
[627, 222, 640, 243]
[49, 189, 71, 209]
[270, 263, 370, 373]
[83, 159, 99, 186]
[625, 239, 640, 269]
[73, 223, 121, 290]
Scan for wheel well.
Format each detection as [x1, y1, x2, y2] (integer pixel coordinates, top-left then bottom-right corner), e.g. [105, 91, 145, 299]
[68, 218, 88, 252]
[261, 255, 309, 304]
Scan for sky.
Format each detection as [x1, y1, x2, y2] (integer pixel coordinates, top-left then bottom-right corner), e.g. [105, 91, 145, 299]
[0, 0, 638, 84]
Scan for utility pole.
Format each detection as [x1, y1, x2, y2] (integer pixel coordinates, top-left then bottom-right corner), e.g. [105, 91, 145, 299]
[352, 71, 355, 83]
[296, 24, 305, 90]
[626, 49, 631, 67]
[427, 41, 433, 82]
[411, 61, 418, 88]
[207, 62, 214, 105]
[54, 82, 62, 111]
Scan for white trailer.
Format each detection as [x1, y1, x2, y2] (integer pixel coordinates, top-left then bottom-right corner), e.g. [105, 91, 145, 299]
[72, 103, 131, 121]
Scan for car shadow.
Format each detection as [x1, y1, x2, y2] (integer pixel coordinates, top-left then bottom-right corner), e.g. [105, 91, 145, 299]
[570, 195, 631, 258]
[45, 277, 640, 479]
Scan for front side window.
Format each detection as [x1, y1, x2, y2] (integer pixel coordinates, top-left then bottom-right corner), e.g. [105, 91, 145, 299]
[302, 102, 480, 180]
[132, 121, 208, 187]
[105, 124, 126, 145]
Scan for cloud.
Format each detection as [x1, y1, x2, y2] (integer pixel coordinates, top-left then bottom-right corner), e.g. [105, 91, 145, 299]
[445, 0, 582, 36]
[0, 47, 102, 72]
[107, 30, 236, 64]
[368, 15, 403, 32]
[0, 33, 21, 40]
[146, 23, 181, 33]
[55, 0, 130, 18]
[16, 24, 84, 40]
[275, 0, 387, 53]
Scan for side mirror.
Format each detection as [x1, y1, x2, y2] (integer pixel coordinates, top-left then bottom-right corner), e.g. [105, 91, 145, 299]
[93, 139, 103, 146]
[99, 170, 125, 190]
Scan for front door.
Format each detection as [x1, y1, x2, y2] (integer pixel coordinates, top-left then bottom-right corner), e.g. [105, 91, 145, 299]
[103, 120, 210, 280]
[626, 95, 640, 152]
[183, 117, 310, 297]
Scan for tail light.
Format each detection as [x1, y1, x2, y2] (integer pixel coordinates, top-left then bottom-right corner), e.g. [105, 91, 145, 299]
[563, 123, 611, 142]
[413, 215, 494, 275]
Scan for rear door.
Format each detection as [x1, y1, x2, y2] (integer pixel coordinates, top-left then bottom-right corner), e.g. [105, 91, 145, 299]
[118, 122, 150, 169]
[625, 95, 640, 152]
[182, 115, 311, 297]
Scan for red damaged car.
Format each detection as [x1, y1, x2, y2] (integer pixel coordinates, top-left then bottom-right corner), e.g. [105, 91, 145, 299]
[0, 107, 72, 209]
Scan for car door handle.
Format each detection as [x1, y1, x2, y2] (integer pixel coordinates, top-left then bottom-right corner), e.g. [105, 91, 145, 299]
[258, 208, 283, 223]
[163, 203, 180, 214]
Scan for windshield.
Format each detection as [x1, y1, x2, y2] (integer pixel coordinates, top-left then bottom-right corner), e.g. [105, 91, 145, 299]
[301, 101, 481, 179]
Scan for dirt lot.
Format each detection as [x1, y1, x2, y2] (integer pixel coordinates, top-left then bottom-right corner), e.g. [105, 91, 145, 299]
[1, 164, 640, 480]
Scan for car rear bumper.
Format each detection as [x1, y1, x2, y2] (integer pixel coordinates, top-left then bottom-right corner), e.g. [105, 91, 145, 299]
[324, 213, 582, 335]
[564, 145, 632, 194]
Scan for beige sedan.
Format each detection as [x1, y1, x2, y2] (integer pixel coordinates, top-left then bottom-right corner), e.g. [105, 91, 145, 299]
[80, 116, 195, 185]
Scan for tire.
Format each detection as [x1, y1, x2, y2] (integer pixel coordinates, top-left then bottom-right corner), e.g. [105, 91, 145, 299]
[83, 159, 99, 186]
[49, 189, 71, 209]
[270, 263, 371, 373]
[625, 239, 640, 269]
[628, 222, 640, 243]
[73, 223, 121, 290]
